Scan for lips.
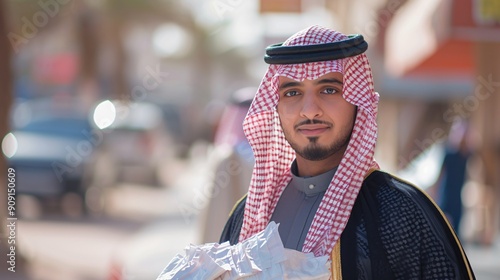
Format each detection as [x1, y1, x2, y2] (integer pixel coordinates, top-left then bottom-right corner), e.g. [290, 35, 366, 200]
[297, 124, 331, 136]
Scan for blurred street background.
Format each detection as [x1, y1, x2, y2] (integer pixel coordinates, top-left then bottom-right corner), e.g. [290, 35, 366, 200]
[0, 0, 499, 279]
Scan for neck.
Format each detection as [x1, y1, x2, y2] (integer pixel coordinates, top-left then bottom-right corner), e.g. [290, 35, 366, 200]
[295, 152, 343, 177]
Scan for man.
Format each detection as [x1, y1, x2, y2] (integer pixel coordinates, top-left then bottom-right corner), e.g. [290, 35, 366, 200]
[220, 26, 475, 279]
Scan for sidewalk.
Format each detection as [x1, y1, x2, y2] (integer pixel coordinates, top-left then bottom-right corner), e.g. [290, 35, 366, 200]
[463, 236, 500, 280]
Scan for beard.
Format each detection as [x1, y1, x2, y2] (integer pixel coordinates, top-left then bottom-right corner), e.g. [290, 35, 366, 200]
[293, 134, 351, 161]
[283, 120, 353, 161]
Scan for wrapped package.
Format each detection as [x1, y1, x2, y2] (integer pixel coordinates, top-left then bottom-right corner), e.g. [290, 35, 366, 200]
[156, 222, 331, 280]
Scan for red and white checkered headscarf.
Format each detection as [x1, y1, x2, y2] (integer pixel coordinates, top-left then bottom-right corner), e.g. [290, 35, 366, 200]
[239, 25, 380, 257]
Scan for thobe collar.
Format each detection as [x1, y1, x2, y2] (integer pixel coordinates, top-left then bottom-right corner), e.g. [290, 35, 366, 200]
[289, 160, 338, 196]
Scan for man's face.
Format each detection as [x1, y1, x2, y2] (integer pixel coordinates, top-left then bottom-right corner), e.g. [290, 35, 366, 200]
[276, 72, 356, 162]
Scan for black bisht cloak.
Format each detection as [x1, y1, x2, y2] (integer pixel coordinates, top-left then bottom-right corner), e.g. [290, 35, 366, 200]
[220, 170, 475, 279]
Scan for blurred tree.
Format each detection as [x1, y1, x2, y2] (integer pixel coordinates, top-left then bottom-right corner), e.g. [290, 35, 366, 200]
[72, 1, 104, 109]
[76, 3, 99, 86]
[101, 0, 250, 143]
[0, 0, 18, 272]
[0, 0, 11, 231]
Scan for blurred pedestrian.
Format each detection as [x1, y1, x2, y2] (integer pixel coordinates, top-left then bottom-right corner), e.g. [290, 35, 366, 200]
[199, 87, 255, 243]
[220, 25, 475, 279]
[434, 119, 473, 239]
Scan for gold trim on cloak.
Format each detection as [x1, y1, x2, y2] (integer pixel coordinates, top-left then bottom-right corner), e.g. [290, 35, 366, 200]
[330, 240, 342, 280]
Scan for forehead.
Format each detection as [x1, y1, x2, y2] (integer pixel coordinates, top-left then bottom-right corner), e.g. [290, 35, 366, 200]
[278, 72, 344, 84]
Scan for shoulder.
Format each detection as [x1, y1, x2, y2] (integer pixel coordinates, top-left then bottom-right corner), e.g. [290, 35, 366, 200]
[361, 171, 475, 279]
[362, 170, 452, 236]
[363, 170, 438, 213]
[364, 170, 425, 195]
[219, 195, 247, 244]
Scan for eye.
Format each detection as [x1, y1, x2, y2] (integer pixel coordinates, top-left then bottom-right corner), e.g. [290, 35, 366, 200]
[284, 90, 300, 97]
[321, 88, 339, 95]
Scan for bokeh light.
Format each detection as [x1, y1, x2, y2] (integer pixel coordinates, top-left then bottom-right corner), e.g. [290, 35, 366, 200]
[2, 132, 18, 158]
[93, 100, 116, 129]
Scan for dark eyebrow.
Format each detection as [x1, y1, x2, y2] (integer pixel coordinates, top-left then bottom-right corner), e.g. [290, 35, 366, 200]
[278, 81, 302, 91]
[315, 78, 343, 86]
[278, 78, 343, 91]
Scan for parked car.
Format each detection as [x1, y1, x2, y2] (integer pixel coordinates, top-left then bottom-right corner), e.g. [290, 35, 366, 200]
[92, 100, 172, 187]
[5, 98, 100, 216]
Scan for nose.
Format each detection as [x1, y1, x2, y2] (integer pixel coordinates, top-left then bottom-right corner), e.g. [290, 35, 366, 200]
[300, 93, 323, 120]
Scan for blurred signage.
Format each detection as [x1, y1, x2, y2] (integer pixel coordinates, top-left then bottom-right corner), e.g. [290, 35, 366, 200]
[33, 54, 78, 85]
[453, 0, 500, 27]
[451, 0, 500, 41]
[474, 0, 500, 24]
[259, 0, 302, 13]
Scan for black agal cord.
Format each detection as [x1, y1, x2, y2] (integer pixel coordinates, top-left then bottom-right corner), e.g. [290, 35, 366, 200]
[264, 34, 368, 64]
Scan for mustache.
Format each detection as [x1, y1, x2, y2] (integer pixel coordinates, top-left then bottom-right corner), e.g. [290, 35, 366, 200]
[294, 119, 333, 130]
